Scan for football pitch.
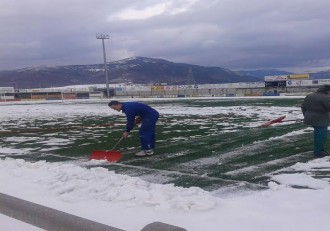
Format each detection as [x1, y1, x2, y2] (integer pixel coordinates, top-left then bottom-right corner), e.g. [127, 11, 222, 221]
[0, 97, 325, 192]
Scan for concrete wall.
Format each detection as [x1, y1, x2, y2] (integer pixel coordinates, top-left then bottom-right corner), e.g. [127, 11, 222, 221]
[1, 82, 324, 101]
[114, 87, 268, 98]
[112, 85, 319, 98]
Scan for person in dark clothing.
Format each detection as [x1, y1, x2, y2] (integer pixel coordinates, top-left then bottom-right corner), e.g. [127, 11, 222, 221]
[108, 101, 159, 157]
[301, 85, 330, 158]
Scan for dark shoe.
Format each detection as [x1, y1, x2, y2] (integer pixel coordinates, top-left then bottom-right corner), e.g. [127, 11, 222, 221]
[314, 151, 329, 158]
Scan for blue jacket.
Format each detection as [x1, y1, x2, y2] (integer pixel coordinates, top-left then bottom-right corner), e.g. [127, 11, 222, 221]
[122, 102, 159, 132]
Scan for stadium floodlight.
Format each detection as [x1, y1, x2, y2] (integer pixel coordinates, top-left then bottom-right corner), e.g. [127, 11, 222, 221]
[96, 34, 110, 98]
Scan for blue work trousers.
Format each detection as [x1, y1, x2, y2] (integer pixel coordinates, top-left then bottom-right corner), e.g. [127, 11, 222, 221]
[313, 126, 328, 156]
[139, 113, 159, 150]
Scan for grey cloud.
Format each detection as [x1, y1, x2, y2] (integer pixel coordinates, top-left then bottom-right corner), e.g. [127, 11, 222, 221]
[0, 0, 330, 72]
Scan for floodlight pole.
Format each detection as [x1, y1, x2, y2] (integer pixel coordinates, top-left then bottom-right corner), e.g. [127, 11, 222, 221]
[96, 34, 110, 98]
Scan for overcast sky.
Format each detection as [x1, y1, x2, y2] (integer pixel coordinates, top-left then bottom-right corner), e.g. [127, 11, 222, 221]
[1, 0, 330, 72]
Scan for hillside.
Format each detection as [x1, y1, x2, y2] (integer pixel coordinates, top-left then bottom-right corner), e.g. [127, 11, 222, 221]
[0, 57, 260, 88]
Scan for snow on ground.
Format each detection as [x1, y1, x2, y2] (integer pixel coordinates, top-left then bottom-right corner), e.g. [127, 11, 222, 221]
[1, 98, 330, 231]
[1, 157, 330, 231]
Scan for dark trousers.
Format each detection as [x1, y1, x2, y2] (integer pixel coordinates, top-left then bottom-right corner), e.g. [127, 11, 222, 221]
[313, 126, 328, 156]
[139, 113, 159, 150]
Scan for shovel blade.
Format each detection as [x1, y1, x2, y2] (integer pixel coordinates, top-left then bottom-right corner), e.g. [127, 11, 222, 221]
[260, 115, 286, 127]
[90, 150, 122, 162]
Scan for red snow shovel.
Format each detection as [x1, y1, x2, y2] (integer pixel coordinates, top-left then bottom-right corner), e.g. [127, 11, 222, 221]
[260, 115, 286, 127]
[89, 136, 124, 162]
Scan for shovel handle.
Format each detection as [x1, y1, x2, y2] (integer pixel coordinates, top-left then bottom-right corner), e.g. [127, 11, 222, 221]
[111, 136, 124, 150]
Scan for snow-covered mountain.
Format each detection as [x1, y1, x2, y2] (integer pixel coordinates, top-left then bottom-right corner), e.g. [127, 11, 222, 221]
[0, 57, 261, 88]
